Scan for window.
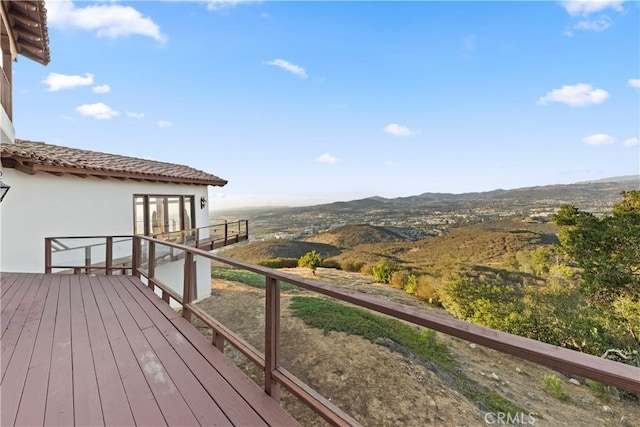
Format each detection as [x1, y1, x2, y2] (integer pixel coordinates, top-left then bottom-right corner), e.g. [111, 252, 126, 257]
[134, 195, 195, 236]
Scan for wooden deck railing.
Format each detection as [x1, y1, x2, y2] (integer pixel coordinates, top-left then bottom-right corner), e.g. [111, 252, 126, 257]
[45, 235, 640, 426]
[44, 220, 248, 274]
[151, 219, 249, 251]
[1, 66, 11, 121]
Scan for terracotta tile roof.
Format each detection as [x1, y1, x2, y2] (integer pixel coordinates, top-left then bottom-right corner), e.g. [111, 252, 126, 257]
[1, 140, 228, 186]
[5, 1, 51, 65]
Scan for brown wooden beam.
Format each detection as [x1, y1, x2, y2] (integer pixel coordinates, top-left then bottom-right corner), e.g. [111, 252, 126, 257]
[8, 9, 41, 28]
[12, 26, 42, 42]
[11, 159, 36, 175]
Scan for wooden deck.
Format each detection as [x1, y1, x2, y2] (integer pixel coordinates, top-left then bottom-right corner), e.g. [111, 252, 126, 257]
[0, 273, 299, 426]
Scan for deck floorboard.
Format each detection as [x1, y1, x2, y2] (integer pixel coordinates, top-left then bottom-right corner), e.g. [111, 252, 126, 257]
[0, 273, 299, 427]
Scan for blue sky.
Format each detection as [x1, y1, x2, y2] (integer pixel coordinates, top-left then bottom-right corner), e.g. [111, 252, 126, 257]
[13, 0, 640, 209]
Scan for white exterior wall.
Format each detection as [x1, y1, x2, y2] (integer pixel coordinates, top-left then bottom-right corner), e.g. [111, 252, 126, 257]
[0, 169, 213, 299]
[0, 104, 14, 144]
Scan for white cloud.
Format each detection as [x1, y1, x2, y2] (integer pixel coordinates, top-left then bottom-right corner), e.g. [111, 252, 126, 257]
[42, 72, 94, 92]
[538, 83, 609, 107]
[561, 1, 625, 16]
[47, 0, 165, 42]
[126, 111, 145, 119]
[92, 84, 111, 94]
[157, 120, 173, 128]
[384, 123, 416, 137]
[582, 133, 614, 145]
[623, 137, 639, 147]
[75, 102, 119, 120]
[266, 59, 308, 79]
[316, 153, 339, 164]
[565, 16, 612, 36]
[206, 0, 259, 11]
[628, 79, 640, 88]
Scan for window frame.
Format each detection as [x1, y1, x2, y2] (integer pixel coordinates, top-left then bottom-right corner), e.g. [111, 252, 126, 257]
[133, 194, 196, 236]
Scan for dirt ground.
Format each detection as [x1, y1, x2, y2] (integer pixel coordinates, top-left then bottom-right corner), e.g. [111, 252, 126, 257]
[193, 267, 640, 427]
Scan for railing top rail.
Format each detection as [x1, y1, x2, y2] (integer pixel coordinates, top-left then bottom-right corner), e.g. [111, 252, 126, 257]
[45, 234, 640, 394]
[45, 236, 133, 252]
[131, 235, 640, 394]
[151, 219, 247, 239]
[46, 235, 133, 240]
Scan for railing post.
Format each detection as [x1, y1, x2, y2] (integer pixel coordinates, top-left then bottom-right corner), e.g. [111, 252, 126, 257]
[224, 221, 228, 246]
[105, 237, 113, 275]
[44, 238, 52, 273]
[195, 228, 200, 247]
[212, 332, 225, 352]
[265, 276, 281, 401]
[132, 237, 141, 278]
[182, 251, 194, 321]
[245, 220, 249, 238]
[148, 240, 156, 291]
[85, 246, 92, 275]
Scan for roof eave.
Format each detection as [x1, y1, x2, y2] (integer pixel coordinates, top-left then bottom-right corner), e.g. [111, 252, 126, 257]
[6, 0, 51, 65]
[1, 159, 228, 187]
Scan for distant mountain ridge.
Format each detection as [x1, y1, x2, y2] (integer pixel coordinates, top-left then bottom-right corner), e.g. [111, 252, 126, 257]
[214, 175, 639, 216]
[287, 176, 639, 215]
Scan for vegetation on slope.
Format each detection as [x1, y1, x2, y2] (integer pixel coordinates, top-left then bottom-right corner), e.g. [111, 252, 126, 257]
[210, 267, 297, 291]
[290, 296, 527, 415]
[304, 224, 408, 247]
[219, 240, 340, 265]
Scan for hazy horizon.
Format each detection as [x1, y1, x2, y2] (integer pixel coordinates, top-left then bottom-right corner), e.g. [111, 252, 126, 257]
[209, 173, 640, 211]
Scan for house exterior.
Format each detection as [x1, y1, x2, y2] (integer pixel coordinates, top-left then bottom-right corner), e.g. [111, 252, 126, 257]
[0, 2, 236, 302]
[1, 140, 230, 299]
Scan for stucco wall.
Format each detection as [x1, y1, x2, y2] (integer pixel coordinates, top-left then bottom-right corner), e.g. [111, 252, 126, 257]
[0, 169, 213, 298]
[0, 106, 14, 144]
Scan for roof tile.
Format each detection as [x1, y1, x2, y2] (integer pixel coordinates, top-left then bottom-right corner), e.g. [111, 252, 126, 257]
[1, 140, 227, 186]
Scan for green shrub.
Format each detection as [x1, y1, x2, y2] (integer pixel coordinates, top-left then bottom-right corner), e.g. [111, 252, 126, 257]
[372, 260, 396, 284]
[544, 375, 569, 400]
[404, 274, 418, 294]
[415, 275, 441, 306]
[298, 250, 324, 275]
[210, 267, 296, 291]
[322, 259, 341, 269]
[258, 258, 299, 268]
[585, 379, 612, 402]
[390, 270, 409, 289]
[360, 262, 375, 276]
[340, 260, 365, 272]
[502, 253, 520, 270]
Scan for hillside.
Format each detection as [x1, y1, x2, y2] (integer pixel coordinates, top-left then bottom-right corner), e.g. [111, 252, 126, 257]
[220, 217, 558, 273]
[324, 217, 558, 271]
[218, 240, 340, 264]
[304, 224, 407, 247]
[196, 268, 640, 426]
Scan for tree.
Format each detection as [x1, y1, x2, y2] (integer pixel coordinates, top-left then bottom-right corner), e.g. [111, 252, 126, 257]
[552, 191, 640, 350]
[530, 247, 552, 276]
[372, 260, 396, 284]
[298, 250, 323, 275]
